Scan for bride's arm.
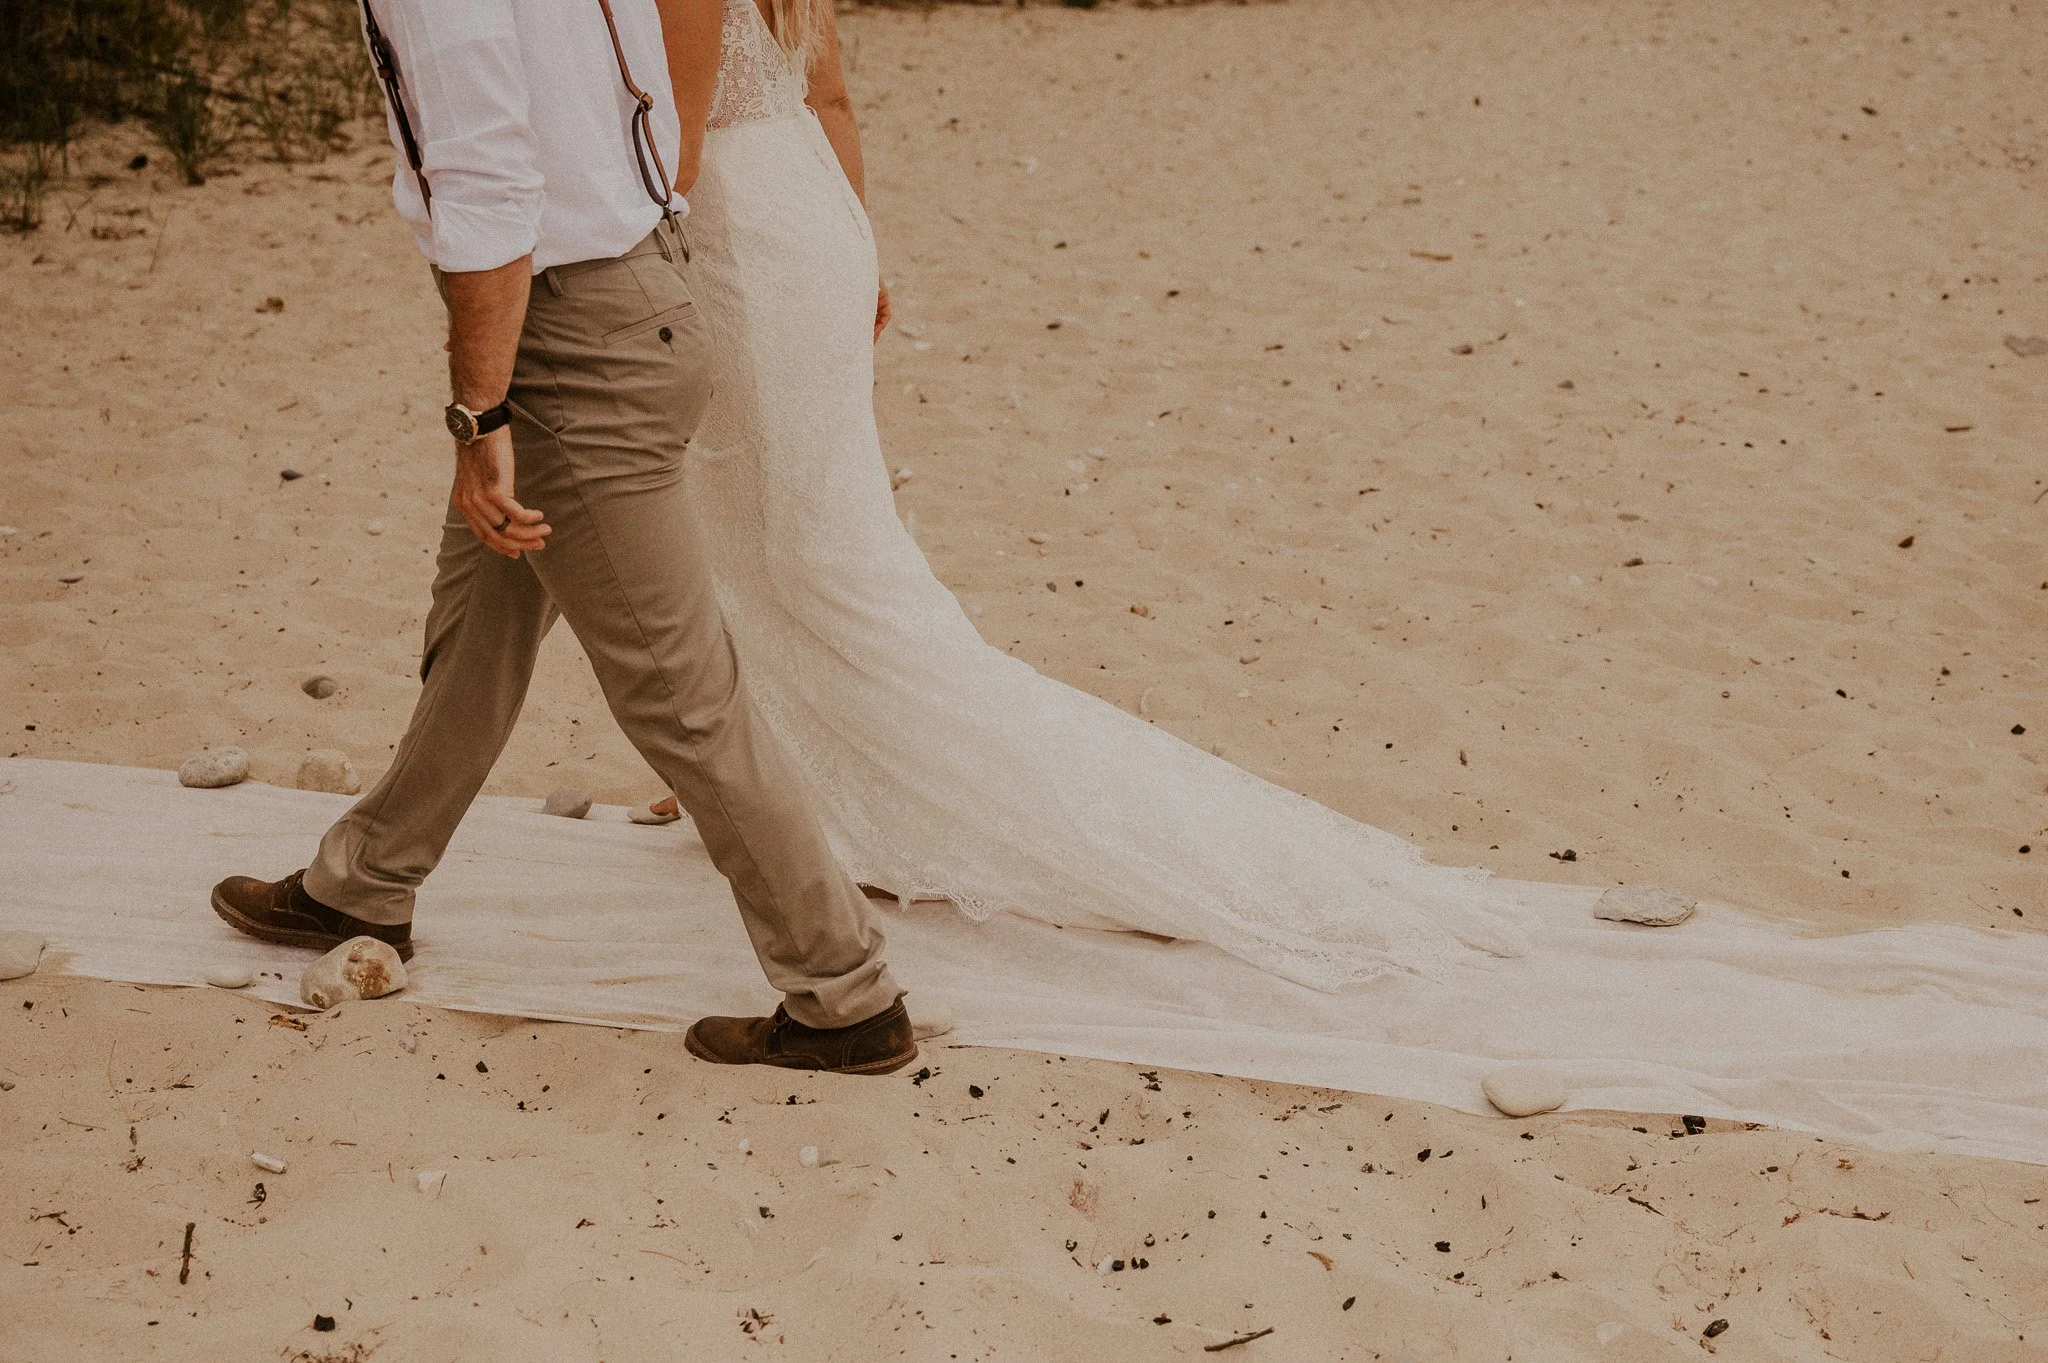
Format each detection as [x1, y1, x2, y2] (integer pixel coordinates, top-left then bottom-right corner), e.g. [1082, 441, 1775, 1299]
[654, 0, 726, 195]
[800, 4, 891, 338]
[803, 6, 865, 203]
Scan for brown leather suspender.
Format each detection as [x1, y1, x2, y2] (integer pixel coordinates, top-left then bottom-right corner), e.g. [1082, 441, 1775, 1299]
[359, 0, 675, 218]
[359, 0, 429, 209]
[595, 0, 677, 210]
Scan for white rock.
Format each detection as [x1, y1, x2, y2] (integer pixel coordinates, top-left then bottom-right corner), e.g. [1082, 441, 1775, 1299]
[1594, 885, 1697, 927]
[365, 520, 386, 535]
[910, 999, 957, 1041]
[416, 1169, 446, 1193]
[1482, 1065, 1569, 1119]
[398, 1034, 418, 1053]
[301, 674, 337, 699]
[798, 1145, 820, 1168]
[250, 1150, 288, 1174]
[297, 749, 361, 795]
[179, 747, 250, 789]
[738, 1138, 751, 1155]
[0, 932, 46, 981]
[204, 966, 254, 989]
[541, 788, 592, 819]
[300, 936, 407, 1010]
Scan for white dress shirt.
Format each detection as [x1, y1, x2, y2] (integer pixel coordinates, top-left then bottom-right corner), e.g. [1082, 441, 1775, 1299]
[365, 0, 687, 274]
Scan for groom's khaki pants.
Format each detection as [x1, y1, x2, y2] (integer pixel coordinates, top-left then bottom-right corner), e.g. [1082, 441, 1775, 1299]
[304, 218, 899, 1030]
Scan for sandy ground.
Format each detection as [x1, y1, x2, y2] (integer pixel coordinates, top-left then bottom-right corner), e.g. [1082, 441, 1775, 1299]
[2, 0, 2046, 1357]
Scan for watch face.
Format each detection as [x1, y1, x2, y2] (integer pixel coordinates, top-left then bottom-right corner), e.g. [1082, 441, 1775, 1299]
[445, 405, 475, 442]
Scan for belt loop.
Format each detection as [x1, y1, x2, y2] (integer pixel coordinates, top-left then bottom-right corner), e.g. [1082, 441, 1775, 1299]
[543, 265, 564, 297]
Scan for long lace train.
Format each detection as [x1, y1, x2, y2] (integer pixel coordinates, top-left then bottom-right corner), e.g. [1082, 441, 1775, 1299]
[670, 0, 1555, 992]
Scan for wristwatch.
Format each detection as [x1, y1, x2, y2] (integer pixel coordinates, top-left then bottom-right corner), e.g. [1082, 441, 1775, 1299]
[444, 400, 512, 444]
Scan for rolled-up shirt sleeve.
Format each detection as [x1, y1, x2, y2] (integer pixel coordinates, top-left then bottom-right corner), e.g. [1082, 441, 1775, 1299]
[371, 0, 544, 273]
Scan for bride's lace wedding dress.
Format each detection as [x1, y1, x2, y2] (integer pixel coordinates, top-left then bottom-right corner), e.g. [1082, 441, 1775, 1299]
[679, 0, 1553, 991]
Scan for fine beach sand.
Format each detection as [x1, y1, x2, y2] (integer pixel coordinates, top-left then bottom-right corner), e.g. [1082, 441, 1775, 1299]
[3, 0, 2045, 1356]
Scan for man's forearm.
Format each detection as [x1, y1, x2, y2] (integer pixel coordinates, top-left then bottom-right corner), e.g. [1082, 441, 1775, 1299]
[444, 255, 533, 408]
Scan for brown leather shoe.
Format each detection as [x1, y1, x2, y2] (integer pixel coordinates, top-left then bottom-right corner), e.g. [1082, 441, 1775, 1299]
[211, 870, 414, 963]
[685, 998, 917, 1075]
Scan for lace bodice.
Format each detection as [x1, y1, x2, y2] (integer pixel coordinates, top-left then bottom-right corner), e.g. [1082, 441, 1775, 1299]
[708, 0, 809, 130]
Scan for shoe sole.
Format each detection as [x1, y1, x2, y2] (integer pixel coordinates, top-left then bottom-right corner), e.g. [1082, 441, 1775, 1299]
[683, 1026, 918, 1076]
[211, 886, 415, 963]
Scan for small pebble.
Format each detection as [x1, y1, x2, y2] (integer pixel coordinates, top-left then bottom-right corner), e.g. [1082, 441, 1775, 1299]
[738, 1138, 752, 1155]
[0, 525, 20, 538]
[416, 1169, 446, 1193]
[58, 572, 84, 584]
[1482, 1065, 1568, 1118]
[798, 1146, 820, 1167]
[365, 520, 386, 536]
[1594, 885, 1696, 927]
[280, 469, 304, 481]
[296, 749, 361, 795]
[399, 1034, 418, 1053]
[302, 675, 337, 699]
[541, 788, 592, 819]
[204, 966, 254, 989]
[178, 747, 249, 789]
[300, 936, 407, 1009]
[0, 932, 46, 981]
[250, 1151, 288, 1174]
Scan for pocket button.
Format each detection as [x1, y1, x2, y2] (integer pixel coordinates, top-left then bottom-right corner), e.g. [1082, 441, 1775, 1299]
[658, 326, 673, 343]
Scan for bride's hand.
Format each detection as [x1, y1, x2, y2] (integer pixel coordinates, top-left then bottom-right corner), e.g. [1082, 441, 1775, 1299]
[874, 281, 891, 342]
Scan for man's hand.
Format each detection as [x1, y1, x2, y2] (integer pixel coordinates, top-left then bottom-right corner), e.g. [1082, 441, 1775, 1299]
[874, 281, 892, 342]
[439, 254, 537, 556]
[452, 427, 549, 558]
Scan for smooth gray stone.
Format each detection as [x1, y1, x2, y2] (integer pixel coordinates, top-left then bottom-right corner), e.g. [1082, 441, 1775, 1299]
[1594, 885, 1697, 927]
[297, 749, 361, 796]
[1483, 1065, 1568, 1118]
[0, 932, 45, 981]
[300, 936, 407, 1010]
[542, 788, 593, 820]
[178, 747, 250, 789]
[302, 675, 338, 699]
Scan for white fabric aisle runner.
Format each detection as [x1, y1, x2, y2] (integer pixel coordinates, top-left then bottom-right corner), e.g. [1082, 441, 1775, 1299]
[5, 758, 2046, 1164]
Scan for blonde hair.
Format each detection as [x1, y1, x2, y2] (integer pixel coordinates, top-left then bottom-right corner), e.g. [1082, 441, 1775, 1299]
[766, 0, 832, 72]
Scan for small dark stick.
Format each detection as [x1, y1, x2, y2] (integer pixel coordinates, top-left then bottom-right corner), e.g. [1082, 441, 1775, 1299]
[178, 1221, 195, 1284]
[1204, 1327, 1275, 1353]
